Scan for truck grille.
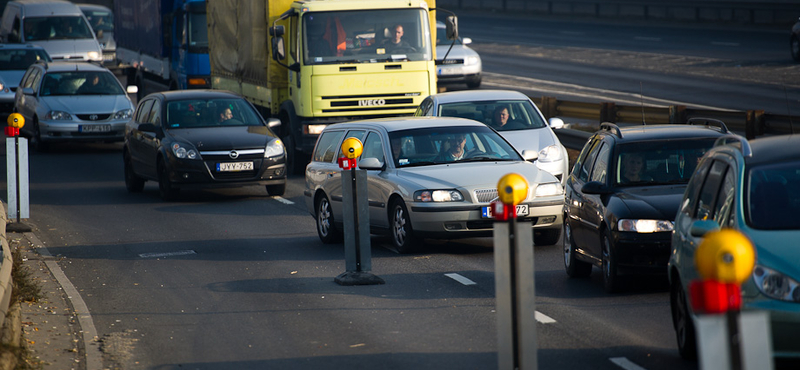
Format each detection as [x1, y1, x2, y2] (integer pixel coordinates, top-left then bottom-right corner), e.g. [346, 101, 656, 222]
[321, 92, 420, 113]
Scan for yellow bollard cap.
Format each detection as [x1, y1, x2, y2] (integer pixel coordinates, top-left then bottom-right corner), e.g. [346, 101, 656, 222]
[7, 113, 25, 129]
[341, 137, 363, 159]
[694, 229, 755, 284]
[497, 173, 528, 206]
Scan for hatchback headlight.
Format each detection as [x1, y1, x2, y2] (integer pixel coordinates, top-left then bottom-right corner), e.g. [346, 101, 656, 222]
[114, 109, 133, 120]
[538, 145, 563, 163]
[535, 182, 562, 197]
[46, 110, 72, 120]
[753, 265, 800, 302]
[171, 142, 199, 160]
[414, 190, 463, 202]
[264, 139, 284, 158]
[617, 219, 673, 233]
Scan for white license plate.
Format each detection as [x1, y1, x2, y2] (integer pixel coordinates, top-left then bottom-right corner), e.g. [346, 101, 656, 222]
[482, 204, 529, 218]
[438, 67, 462, 76]
[217, 162, 253, 172]
[79, 124, 111, 133]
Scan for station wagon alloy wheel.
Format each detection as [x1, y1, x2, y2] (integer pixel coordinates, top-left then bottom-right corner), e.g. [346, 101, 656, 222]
[564, 221, 591, 278]
[316, 195, 341, 244]
[390, 199, 419, 254]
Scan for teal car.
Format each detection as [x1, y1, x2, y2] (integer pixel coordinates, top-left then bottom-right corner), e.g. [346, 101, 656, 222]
[669, 134, 800, 359]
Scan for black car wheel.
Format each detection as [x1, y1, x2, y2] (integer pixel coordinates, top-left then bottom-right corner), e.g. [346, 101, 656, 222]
[266, 183, 285, 196]
[30, 118, 48, 153]
[157, 160, 179, 201]
[671, 277, 698, 360]
[792, 35, 800, 62]
[602, 232, 621, 293]
[124, 150, 145, 192]
[390, 199, 420, 254]
[316, 194, 342, 244]
[564, 221, 592, 278]
[466, 74, 482, 89]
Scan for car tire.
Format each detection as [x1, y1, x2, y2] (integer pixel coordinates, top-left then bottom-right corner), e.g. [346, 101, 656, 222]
[792, 35, 800, 62]
[564, 221, 592, 278]
[157, 160, 179, 201]
[316, 194, 342, 244]
[266, 183, 286, 196]
[602, 231, 621, 293]
[123, 150, 145, 192]
[30, 118, 48, 153]
[535, 228, 561, 246]
[389, 199, 420, 254]
[671, 277, 698, 360]
[466, 74, 482, 89]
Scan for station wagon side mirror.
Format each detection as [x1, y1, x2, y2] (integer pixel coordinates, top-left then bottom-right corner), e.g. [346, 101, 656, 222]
[548, 117, 565, 129]
[521, 150, 538, 161]
[359, 157, 384, 171]
[581, 181, 611, 195]
[689, 219, 720, 238]
[267, 118, 281, 129]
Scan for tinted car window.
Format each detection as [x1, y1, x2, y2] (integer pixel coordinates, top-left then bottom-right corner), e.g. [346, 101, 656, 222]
[336, 130, 366, 158]
[24, 16, 94, 41]
[614, 138, 715, 186]
[147, 100, 161, 125]
[136, 100, 154, 123]
[695, 160, 727, 221]
[680, 156, 713, 215]
[360, 131, 385, 163]
[313, 131, 345, 163]
[0, 49, 49, 70]
[438, 99, 547, 130]
[578, 139, 602, 182]
[590, 143, 610, 183]
[41, 71, 123, 96]
[165, 99, 263, 129]
[747, 160, 800, 230]
[387, 125, 520, 167]
[713, 168, 736, 227]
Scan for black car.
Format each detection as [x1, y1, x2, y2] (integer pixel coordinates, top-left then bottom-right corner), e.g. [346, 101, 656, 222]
[123, 90, 287, 201]
[562, 120, 731, 292]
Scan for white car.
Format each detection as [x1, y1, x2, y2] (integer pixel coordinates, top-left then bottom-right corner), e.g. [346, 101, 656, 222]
[436, 21, 481, 89]
[0, 44, 50, 114]
[415, 89, 570, 185]
[305, 117, 565, 253]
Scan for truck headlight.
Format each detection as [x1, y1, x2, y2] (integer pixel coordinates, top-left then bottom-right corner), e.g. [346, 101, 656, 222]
[414, 190, 463, 202]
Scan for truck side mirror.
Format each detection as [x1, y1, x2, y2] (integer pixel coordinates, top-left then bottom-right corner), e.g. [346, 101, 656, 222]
[445, 16, 458, 40]
[271, 36, 286, 61]
[269, 25, 284, 37]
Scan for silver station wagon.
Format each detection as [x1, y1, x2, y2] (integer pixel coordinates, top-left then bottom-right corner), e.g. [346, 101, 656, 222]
[304, 117, 565, 253]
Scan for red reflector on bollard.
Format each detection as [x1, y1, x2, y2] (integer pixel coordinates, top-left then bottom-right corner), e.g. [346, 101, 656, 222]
[337, 157, 357, 170]
[4, 127, 19, 137]
[689, 280, 742, 314]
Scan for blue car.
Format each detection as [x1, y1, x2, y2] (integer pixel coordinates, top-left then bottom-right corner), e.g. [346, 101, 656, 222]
[669, 134, 800, 359]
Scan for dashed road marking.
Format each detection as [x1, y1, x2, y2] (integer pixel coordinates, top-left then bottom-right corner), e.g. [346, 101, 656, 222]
[274, 196, 294, 205]
[610, 357, 647, 370]
[535, 311, 557, 324]
[445, 273, 476, 285]
[139, 250, 197, 258]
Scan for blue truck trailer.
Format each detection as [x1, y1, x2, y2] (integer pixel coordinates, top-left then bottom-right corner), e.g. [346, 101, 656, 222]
[114, 0, 209, 99]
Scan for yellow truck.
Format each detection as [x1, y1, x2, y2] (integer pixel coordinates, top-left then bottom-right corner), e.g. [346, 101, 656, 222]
[207, 0, 453, 174]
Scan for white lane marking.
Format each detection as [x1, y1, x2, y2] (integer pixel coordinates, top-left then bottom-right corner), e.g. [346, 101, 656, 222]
[634, 36, 661, 42]
[274, 196, 294, 205]
[482, 72, 734, 111]
[535, 311, 557, 324]
[445, 273, 476, 285]
[610, 357, 648, 370]
[26, 232, 103, 370]
[712, 41, 740, 47]
[139, 250, 197, 258]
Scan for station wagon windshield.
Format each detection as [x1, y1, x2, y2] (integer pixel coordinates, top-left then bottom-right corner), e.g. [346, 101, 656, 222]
[388, 125, 520, 168]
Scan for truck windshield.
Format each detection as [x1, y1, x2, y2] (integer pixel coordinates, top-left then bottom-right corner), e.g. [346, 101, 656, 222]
[303, 8, 431, 65]
[24, 16, 94, 41]
[187, 12, 208, 50]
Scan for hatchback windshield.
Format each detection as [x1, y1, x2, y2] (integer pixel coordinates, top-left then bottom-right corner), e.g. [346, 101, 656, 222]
[24, 16, 94, 41]
[438, 100, 547, 132]
[165, 99, 263, 129]
[388, 125, 521, 167]
[41, 71, 123, 96]
[747, 160, 800, 230]
[0, 49, 50, 70]
[614, 139, 717, 186]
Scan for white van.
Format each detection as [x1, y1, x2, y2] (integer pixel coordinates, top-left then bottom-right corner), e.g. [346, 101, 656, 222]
[0, 0, 103, 63]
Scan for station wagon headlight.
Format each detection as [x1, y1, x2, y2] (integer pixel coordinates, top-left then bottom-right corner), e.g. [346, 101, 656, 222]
[465, 56, 480, 65]
[46, 110, 72, 120]
[87, 51, 101, 60]
[264, 139, 284, 158]
[753, 265, 800, 302]
[114, 109, 133, 120]
[535, 182, 562, 197]
[617, 219, 673, 233]
[172, 142, 199, 160]
[538, 145, 563, 163]
[414, 190, 463, 202]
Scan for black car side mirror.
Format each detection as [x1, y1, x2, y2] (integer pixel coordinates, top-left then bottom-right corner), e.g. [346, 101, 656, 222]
[581, 181, 611, 195]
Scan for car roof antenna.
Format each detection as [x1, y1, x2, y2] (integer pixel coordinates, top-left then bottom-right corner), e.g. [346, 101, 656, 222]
[783, 80, 795, 134]
[640, 82, 646, 126]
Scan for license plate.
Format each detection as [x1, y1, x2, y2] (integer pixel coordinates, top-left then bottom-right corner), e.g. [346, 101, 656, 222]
[438, 67, 462, 76]
[79, 124, 111, 133]
[482, 204, 529, 218]
[217, 162, 253, 172]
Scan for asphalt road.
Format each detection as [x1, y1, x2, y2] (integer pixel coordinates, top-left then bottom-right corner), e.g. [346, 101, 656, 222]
[4, 13, 799, 370]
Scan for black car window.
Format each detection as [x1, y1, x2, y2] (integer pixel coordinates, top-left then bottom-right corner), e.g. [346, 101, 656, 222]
[360, 131, 385, 163]
[614, 138, 716, 186]
[747, 160, 800, 230]
[164, 99, 263, 128]
[148, 100, 161, 125]
[590, 142, 610, 183]
[337, 130, 366, 158]
[313, 130, 345, 163]
[578, 138, 602, 182]
[713, 167, 736, 227]
[695, 160, 728, 221]
[136, 100, 154, 123]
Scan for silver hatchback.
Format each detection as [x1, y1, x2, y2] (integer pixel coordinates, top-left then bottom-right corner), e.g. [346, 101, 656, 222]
[304, 117, 565, 253]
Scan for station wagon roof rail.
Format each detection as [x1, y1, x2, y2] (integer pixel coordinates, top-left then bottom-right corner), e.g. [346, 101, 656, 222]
[713, 134, 753, 157]
[687, 117, 728, 133]
[599, 121, 623, 138]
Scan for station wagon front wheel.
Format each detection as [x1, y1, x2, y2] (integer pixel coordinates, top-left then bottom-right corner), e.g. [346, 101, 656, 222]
[390, 199, 420, 254]
[316, 194, 342, 244]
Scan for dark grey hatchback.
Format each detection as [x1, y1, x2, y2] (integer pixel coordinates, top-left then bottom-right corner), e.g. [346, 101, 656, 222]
[563, 120, 731, 292]
[123, 90, 286, 201]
